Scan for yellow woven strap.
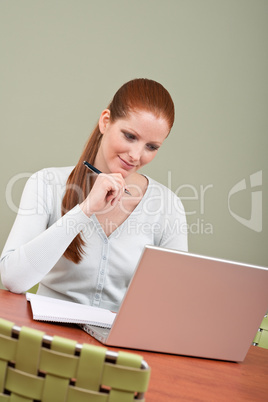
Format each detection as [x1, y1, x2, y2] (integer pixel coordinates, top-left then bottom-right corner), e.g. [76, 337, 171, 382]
[117, 351, 143, 368]
[0, 394, 31, 402]
[0, 319, 14, 337]
[0, 319, 150, 401]
[1, 324, 45, 401]
[40, 347, 77, 377]
[66, 386, 108, 402]
[103, 364, 150, 390]
[253, 330, 261, 344]
[51, 335, 77, 353]
[76, 344, 107, 391]
[261, 316, 268, 331]
[0, 317, 16, 392]
[253, 316, 268, 349]
[258, 330, 268, 349]
[16, 326, 45, 373]
[0, 318, 15, 398]
[0, 319, 16, 366]
[257, 316, 268, 349]
[0, 335, 17, 363]
[104, 351, 150, 402]
[1, 319, 44, 399]
[5, 366, 43, 400]
[39, 334, 77, 379]
[39, 335, 78, 402]
[42, 374, 71, 402]
[103, 351, 150, 391]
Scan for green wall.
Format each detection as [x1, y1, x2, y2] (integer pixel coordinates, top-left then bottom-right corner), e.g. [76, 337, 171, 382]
[1, 0, 267, 289]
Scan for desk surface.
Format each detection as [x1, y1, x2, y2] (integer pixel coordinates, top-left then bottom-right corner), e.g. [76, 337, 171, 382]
[0, 289, 267, 401]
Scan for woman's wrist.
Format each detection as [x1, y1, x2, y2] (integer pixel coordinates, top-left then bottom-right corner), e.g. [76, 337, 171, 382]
[79, 199, 93, 217]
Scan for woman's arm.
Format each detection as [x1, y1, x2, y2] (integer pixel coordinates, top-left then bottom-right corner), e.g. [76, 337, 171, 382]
[0, 171, 91, 293]
[158, 195, 188, 252]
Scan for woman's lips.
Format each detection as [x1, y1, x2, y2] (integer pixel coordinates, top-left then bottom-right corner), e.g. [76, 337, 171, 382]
[118, 156, 136, 171]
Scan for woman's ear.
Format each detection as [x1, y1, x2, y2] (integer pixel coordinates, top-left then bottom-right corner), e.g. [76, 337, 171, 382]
[99, 109, 111, 134]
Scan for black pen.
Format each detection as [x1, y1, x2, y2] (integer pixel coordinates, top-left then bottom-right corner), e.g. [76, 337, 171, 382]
[83, 161, 132, 196]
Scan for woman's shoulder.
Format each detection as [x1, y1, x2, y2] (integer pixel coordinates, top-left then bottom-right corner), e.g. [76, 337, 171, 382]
[30, 166, 74, 185]
[143, 175, 186, 216]
[145, 175, 177, 198]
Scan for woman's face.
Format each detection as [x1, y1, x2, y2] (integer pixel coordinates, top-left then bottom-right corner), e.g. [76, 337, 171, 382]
[95, 109, 170, 178]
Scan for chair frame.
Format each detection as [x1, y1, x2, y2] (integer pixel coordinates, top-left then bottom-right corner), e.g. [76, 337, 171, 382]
[11, 325, 149, 371]
[0, 319, 150, 401]
[253, 314, 268, 349]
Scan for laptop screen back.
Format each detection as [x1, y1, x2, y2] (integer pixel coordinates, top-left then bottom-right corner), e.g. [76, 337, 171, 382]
[106, 245, 268, 361]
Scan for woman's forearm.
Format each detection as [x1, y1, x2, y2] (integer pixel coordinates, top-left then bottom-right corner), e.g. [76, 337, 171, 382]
[0, 205, 90, 293]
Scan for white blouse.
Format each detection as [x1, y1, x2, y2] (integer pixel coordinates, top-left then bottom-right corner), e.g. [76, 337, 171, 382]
[0, 166, 188, 312]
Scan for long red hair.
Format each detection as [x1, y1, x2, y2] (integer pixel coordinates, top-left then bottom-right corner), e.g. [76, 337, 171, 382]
[62, 78, 175, 263]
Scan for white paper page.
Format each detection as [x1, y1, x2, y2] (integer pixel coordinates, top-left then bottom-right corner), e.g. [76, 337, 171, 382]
[26, 293, 116, 328]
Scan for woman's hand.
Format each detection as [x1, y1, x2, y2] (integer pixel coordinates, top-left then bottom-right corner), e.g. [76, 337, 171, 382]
[79, 173, 126, 216]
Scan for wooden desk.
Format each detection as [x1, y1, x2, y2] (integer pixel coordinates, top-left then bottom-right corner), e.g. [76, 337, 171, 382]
[0, 289, 267, 401]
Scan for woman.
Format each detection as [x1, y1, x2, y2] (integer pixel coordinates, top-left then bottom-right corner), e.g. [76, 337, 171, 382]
[0, 78, 188, 312]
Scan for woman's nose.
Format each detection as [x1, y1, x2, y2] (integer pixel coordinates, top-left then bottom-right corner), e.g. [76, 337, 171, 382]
[128, 144, 143, 161]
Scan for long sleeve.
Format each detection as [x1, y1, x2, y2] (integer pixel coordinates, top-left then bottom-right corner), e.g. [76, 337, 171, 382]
[0, 168, 90, 293]
[158, 195, 188, 252]
[1, 169, 188, 311]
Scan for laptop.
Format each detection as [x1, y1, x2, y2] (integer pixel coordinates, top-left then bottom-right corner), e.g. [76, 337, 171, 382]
[81, 245, 268, 362]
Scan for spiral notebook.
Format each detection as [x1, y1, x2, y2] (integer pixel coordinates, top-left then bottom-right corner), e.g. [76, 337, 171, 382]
[26, 292, 116, 328]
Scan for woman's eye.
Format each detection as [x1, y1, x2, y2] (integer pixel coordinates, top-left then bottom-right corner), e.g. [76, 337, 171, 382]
[147, 144, 159, 151]
[123, 131, 136, 141]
